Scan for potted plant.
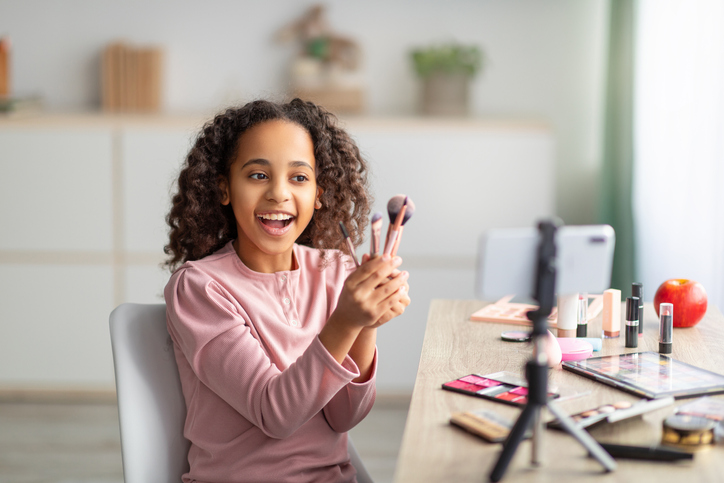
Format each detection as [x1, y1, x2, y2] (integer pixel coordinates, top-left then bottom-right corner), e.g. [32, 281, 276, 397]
[410, 43, 484, 116]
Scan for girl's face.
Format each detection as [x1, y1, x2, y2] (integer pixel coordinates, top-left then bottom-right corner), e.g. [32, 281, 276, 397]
[221, 120, 321, 273]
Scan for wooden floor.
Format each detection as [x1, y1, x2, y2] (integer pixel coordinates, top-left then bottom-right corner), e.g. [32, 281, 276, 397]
[0, 397, 409, 483]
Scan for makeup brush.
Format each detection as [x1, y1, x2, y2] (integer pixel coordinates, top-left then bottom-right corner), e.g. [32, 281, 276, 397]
[370, 212, 383, 256]
[338, 221, 360, 268]
[383, 195, 409, 256]
[386, 195, 415, 257]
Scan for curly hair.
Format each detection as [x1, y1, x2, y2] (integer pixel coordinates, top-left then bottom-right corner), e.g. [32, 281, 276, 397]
[164, 98, 371, 272]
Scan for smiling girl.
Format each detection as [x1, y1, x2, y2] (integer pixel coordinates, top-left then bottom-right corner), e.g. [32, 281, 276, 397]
[163, 99, 410, 483]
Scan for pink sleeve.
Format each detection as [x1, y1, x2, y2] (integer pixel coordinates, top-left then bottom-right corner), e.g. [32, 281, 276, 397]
[166, 267, 362, 439]
[321, 256, 377, 432]
[323, 348, 377, 432]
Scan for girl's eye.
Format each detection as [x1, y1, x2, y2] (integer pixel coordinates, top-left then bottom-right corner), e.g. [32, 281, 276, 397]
[249, 173, 268, 180]
[291, 175, 309, 182]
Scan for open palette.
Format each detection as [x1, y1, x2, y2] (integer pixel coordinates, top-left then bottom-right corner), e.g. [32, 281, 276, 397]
[442, 371, 558, 407]
[563, 352, 724, 399]
[470, 294, 603, 328]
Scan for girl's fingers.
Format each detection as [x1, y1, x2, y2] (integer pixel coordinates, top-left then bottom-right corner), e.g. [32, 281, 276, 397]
[368, 270, 409, 306]
[351, 256, 402, 292]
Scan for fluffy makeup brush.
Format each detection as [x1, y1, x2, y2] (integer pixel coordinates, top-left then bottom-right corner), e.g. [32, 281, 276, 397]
[383, 195, 415, 256]
[370, 212, 383, 256]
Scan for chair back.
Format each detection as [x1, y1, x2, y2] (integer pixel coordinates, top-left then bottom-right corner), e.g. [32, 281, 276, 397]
[109, 302, 373, 483]
[110, 303, 190, 483]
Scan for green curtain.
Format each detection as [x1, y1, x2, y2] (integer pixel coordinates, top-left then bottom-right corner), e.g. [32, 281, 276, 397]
[600, 0, 636, 292]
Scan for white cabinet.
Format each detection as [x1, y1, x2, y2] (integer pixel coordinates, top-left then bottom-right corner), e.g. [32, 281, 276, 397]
[0, 114, 553, 393]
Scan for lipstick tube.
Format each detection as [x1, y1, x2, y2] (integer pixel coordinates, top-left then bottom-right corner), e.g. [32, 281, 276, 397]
[632, 283, 644, 336]
[625, 296, 639, 348]
[577, 292, 588, 337]
[659, 303, 673, 354]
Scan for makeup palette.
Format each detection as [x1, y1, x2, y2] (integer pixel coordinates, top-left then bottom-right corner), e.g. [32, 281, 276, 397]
[442, 372, 558, 407]
[469, 294, 603, 328]
[547, 396, 674, 430]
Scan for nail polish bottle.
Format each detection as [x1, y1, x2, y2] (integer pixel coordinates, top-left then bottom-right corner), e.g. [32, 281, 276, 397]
[625, 297, 639, 348]
[659, 303, 673, 354]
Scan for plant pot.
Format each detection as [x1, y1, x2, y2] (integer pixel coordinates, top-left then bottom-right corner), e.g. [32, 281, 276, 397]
[420, 71, 470, 116]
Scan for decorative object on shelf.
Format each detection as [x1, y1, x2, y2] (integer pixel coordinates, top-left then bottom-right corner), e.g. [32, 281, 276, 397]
[0, 36, 43, 116]
[410, 42, 484, 116]
[102, 42, 164, 112]
[276, 4, 365, 114]
[0, 36, 10, 98]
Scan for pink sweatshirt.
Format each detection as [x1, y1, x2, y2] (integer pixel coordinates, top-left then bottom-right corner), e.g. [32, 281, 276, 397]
[164, 241, 377, 483]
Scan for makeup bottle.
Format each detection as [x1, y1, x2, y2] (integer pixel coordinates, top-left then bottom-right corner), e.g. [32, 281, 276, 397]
[625, 297, 639, 348]
[557, 293, 578, 338]
[659, 303, 673, 354]
[577, 292, 588, 337]
[632, 283, 644, 336]
[602, 288, 621, 338]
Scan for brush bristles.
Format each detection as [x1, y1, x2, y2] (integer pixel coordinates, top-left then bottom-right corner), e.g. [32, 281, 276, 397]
[371, 212, 383, 223]
[338, 221, 350, 238]
[387, 195, 415, 225]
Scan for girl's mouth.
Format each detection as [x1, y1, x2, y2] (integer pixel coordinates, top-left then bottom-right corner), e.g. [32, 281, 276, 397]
[257, 213, 295, 234]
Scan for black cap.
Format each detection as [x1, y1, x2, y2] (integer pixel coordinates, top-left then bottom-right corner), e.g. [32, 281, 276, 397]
[626, 296, 640, 320]
[632, 283, 643, 300]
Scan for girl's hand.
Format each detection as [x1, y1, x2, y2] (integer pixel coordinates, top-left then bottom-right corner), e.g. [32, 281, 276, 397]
[360, 254, 411, 329]
[332, 254, 409, 329]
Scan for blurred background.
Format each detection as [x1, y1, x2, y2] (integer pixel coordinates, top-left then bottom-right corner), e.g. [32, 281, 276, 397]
[0, 0, 722, 457]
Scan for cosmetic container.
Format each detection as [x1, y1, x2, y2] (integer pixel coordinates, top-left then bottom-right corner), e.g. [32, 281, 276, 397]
[602, 289, 621, 338]
[659, 303, 673, 354]
[632, 283, 644, 336]
[625, 297, 639, 348]
[557, 293, 578, 338]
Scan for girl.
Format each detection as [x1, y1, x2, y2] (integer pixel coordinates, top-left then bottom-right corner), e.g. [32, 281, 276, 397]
[164, 98, 411, 483]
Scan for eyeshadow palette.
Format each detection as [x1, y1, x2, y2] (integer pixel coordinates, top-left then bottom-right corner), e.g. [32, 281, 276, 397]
[563, 352, 724, 399]
[442, 372, 558, 407]
[547, 396, 674, 430]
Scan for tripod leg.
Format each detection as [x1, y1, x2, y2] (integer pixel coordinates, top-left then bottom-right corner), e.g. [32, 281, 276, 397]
[546, 401, 617, 472]
[489, 403, 538, 482]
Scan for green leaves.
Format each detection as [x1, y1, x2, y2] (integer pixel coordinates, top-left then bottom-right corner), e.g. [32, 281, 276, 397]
[410, 44, 484, 78]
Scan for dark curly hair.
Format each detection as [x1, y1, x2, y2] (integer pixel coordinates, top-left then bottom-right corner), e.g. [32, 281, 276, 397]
[164, 98, 371, 272]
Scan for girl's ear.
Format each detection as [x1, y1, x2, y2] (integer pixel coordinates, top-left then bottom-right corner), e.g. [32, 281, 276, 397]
[219, 176, 230, 205]
[315, 186, 324, 209]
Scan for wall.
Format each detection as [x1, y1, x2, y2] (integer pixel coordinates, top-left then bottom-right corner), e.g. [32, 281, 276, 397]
[0, 0, 609, 392]
[0, 0, 609, 223]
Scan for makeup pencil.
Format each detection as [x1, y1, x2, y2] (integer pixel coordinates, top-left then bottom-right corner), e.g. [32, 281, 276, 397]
[370, 212, 383, 256]
[338, 221, 360, 268]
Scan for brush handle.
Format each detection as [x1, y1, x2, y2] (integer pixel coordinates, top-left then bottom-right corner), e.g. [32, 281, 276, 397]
[384, 230, 399, 256]
[391, 226, 404, 257]
[370, 221, 381, 256]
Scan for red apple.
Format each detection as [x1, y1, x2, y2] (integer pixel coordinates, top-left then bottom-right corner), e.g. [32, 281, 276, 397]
[653, 279, 708, 328]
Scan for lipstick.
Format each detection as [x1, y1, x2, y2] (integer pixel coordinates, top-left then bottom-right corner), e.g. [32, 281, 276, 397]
[577, 292, 588, 337]
[632, 283, 644, 336]
[659, 302, 673, 354]
[625, 296, 639, 348]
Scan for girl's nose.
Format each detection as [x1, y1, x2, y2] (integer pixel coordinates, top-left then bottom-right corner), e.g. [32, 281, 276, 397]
[266, 179, 291, 203]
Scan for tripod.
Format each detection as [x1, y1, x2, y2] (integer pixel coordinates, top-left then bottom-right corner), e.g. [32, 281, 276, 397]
[489, 221, 617, 482]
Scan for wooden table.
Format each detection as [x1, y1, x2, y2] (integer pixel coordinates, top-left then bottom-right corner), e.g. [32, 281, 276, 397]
[393, 300, 724, 483]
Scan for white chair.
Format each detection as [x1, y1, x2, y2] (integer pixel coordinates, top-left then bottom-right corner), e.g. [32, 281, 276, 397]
[109, 302, 374, 483]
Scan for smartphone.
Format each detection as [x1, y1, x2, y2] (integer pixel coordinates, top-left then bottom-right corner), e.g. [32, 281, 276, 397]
[475, 224, 615, 300]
